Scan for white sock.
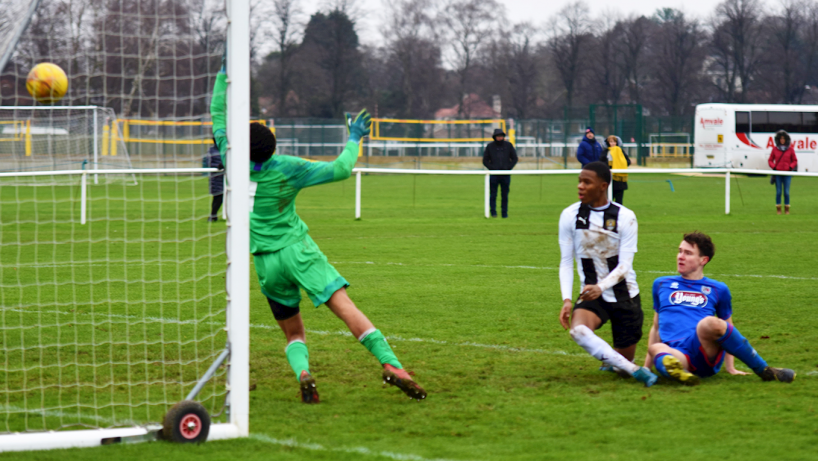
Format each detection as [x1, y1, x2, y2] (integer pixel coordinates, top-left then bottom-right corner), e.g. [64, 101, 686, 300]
[284, 339, 305, 353]
[570, 325, 639, 375]
[357, 327, 377, 342]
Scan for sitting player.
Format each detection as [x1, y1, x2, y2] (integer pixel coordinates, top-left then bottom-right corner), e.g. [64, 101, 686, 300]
[645, 232, 795, 385]
[211, 65, 426, 403]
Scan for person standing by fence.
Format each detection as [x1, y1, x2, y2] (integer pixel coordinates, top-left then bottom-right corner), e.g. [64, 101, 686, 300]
[605, 135, 630, 204]
[483, 128, 518, 218]
[577, 127, 602, 166]
[205, 139, 225, 222]
[768, 130, 797, 215]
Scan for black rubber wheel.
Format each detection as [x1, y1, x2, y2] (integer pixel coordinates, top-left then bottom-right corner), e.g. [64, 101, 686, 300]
[162, 400, 210, 443]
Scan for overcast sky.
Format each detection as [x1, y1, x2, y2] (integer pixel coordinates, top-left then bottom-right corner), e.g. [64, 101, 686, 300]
[291, 0, 787, 46]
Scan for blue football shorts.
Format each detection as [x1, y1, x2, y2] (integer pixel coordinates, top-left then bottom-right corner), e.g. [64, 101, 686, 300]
[666, 333, 725, 378]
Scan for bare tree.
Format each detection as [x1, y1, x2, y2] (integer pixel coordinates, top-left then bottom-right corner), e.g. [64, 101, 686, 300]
[504, 24, 541, 118]
[651, 9, 706, 116]
[592, 17, 628, 104]
[763, 1, 808, 103]
[619, 15, 652, 104]
[547, 1, 594, 109]
[441, 0, 500, 118]
[804, 2, 818, 92]
[381, 0, 441, 117]
[710, 0, 765, 102]
[270, 0, 302, 115]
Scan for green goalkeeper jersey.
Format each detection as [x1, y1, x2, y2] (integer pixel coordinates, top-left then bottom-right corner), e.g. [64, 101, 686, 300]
[210, 72, 359, 254]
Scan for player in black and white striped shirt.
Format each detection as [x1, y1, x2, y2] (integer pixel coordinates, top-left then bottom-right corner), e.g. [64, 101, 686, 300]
[557, 162, 657, 387]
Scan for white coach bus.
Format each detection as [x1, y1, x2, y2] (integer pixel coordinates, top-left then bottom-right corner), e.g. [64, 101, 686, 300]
[693, 103, 817, 172]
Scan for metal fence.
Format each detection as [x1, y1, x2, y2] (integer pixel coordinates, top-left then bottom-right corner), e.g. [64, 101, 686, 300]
[80, 109, 697, 169]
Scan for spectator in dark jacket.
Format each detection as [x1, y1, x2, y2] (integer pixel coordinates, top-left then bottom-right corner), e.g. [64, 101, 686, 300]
[205, 140, 225, 222]
[483, 128, 518, 218]
[576, 127, 602, 166]
[768, 129, 798, 215]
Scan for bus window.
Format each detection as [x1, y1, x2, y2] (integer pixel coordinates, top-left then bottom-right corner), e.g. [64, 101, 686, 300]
[736, 112, 749, 132]
[769, 112, 802, 133]
[750, 111, 769, 133]
[802, 112, 818, 132]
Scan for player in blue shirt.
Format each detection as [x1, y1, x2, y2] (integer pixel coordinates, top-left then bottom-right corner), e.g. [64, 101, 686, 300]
[645, 232, 795, 385]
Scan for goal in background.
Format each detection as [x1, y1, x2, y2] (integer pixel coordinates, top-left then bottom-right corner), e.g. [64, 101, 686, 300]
[0, 106, 134, 184]
[0, 0, 250, 451]
[367, 118, 508, 158]
[649, 132, 692, 158]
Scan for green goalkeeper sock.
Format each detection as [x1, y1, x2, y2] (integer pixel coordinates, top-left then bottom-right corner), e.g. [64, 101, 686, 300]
[285, 340, 310, 381]
[359, 329, 402, 369]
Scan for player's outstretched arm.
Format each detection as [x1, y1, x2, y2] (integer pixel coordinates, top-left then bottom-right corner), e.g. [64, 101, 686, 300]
[210, 65, 228, 162]
[286, 110, 371, 189]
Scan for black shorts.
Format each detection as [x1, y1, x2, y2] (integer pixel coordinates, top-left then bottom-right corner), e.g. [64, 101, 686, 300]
[267, 297, 300, 321]
[574, 293, 643, 348]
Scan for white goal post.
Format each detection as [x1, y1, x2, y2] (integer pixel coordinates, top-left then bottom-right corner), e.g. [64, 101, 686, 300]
[0, 0, 250, 452]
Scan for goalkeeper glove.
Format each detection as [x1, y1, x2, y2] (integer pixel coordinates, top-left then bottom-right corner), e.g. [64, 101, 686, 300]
[220, 42, 227, 72]
[345, 109, 371, 144]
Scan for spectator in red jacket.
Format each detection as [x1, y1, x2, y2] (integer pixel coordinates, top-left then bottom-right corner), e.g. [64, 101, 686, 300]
[768, 130, 798, 215]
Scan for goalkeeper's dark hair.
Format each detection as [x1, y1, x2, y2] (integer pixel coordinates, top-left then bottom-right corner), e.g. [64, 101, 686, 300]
[582, 161, 611, 185]
[250, 122, 276, 163]
[683, 232, 715, 264]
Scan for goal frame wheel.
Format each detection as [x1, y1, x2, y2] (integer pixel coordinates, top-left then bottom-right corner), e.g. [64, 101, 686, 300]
[162, 400, 211, 443]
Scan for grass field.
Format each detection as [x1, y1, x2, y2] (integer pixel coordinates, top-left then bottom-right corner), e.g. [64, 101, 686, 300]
[2, 172, 817, 460]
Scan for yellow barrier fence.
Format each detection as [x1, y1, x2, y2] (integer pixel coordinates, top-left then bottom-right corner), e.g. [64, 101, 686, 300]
[370, 118, 506, 143]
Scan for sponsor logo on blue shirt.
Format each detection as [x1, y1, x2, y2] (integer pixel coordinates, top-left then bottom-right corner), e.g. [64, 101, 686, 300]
[669, 290, 708, 307]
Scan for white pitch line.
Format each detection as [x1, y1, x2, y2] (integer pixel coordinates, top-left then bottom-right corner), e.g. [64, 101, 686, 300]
[7, 260, 816, 281]
[251, 433, 477, 461]
[0, 308, 585, 359]
[2, 308, 812, 374]
[330, 261, 818, 281]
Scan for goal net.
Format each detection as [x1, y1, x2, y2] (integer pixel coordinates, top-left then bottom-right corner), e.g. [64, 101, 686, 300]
[0, 0, 250, 451]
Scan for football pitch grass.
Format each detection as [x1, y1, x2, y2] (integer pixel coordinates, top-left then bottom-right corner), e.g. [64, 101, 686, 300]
[3, 172, 818, 460]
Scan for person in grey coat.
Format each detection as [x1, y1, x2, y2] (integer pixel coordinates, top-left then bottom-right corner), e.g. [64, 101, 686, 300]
[205, 140, 224, 222]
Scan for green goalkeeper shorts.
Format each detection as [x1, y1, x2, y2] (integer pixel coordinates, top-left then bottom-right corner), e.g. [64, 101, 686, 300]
[253, 235, 349, 308]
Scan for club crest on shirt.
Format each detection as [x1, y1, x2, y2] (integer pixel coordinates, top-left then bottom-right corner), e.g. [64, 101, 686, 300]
[701, 286, 712, 295]
[604, 219, 616, 231]
[669, 290, 708, 307]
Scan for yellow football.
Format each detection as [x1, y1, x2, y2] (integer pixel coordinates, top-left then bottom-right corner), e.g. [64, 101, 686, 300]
[26, 63, 68, 104]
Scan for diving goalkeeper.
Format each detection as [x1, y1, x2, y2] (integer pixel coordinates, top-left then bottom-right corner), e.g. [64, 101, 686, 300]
[211, 67, 426, 404]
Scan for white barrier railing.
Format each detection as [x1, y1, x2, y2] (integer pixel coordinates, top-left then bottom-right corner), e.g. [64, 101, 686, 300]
[351, 167, 818, 219]
[5, 166, 814, 222]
